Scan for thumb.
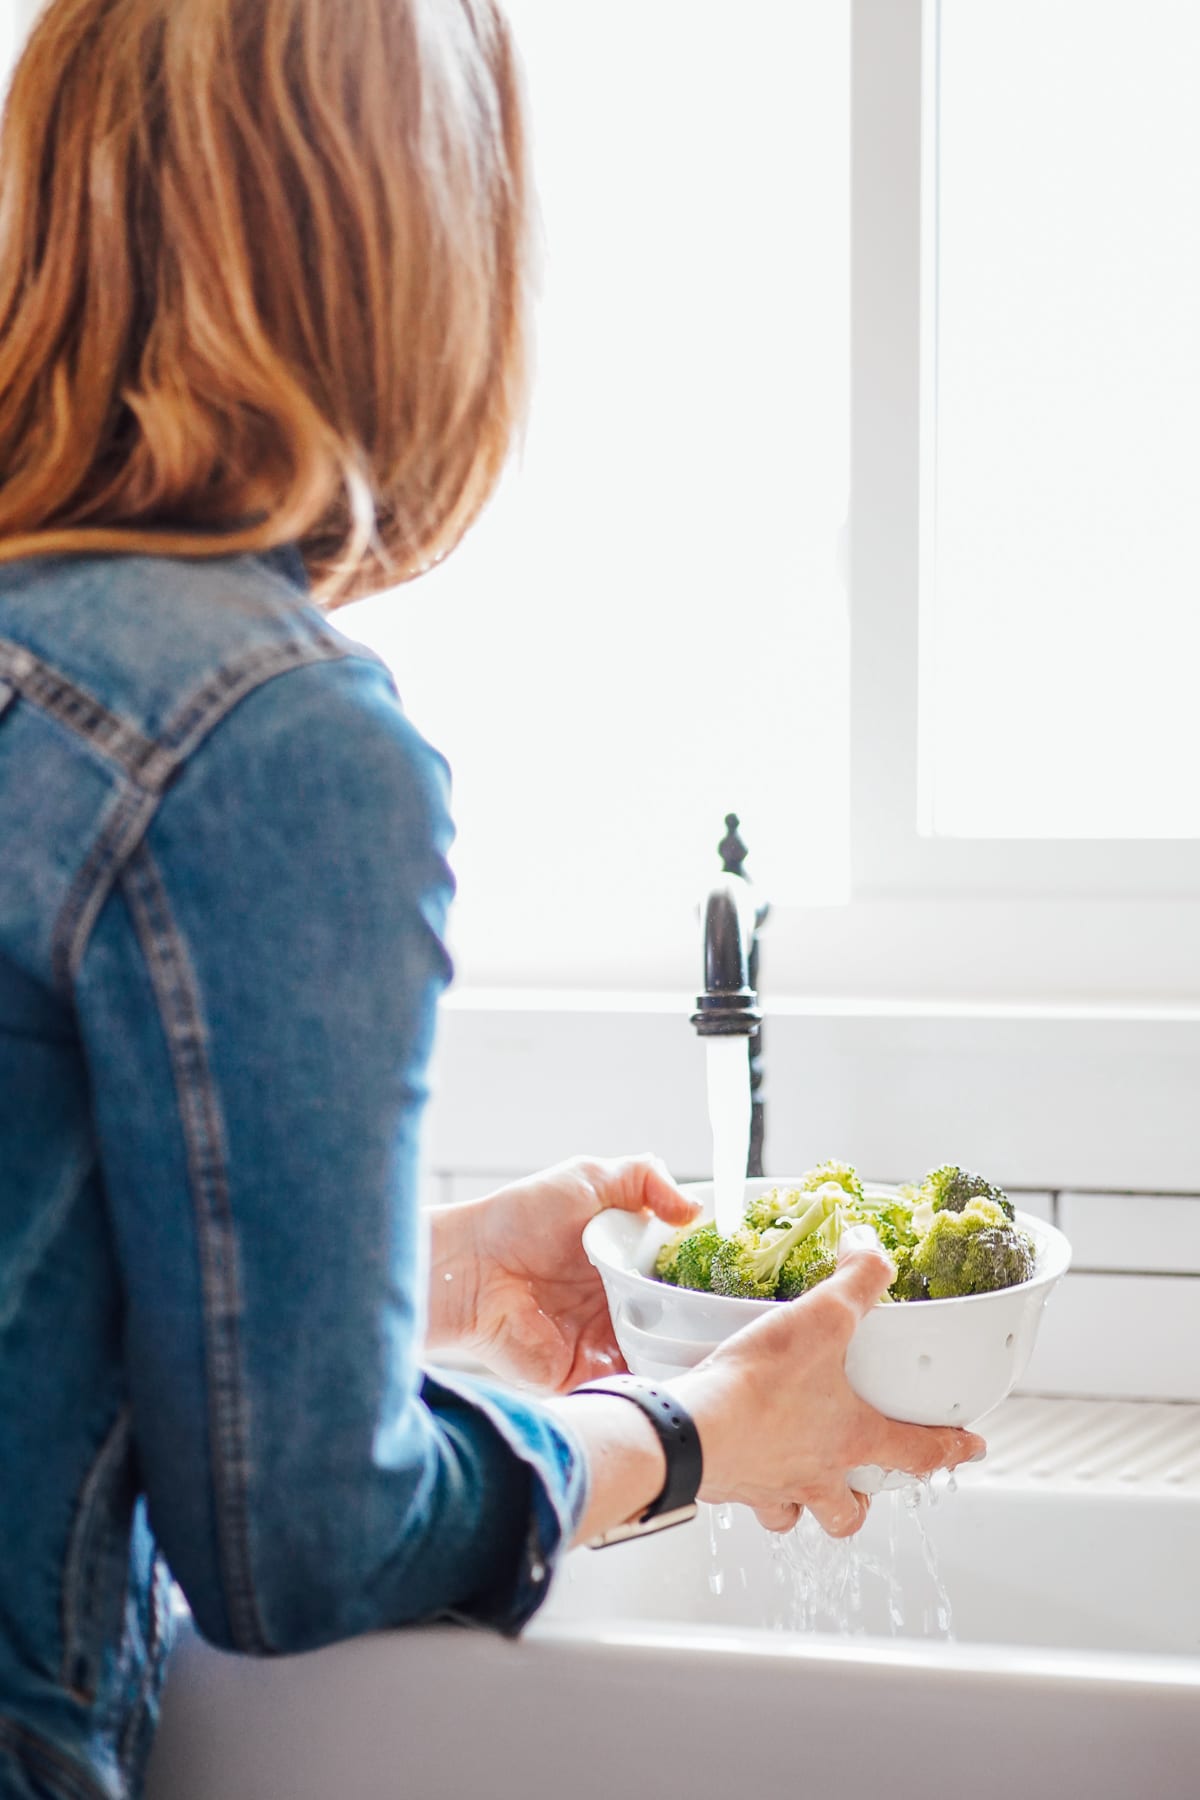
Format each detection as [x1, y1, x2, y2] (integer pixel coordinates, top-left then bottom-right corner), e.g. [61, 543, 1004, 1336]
[822, 1223, 896, 1321]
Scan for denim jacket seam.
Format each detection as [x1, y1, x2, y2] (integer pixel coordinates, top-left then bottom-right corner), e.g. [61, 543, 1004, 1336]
[59, 1407, 135, 1702]
[0, 635, 157, 777]
[48, 634, 356, 994]
[0, 1719, 113, 1800]
[119, 842, 269, 1655]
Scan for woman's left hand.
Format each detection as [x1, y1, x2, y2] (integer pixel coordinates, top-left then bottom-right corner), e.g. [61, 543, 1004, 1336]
[426, 1156, 699, 1392]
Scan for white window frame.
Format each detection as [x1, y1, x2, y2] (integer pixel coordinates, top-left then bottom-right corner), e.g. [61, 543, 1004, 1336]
[850, 0, 1200, 904]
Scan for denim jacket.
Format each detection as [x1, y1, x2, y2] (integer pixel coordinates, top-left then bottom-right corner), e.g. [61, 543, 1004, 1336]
[0, 548, 586, 1800]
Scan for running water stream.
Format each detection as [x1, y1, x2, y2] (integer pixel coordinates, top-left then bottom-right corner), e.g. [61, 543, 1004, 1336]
[773, 1484, 955, 1638]
[703, 1482, 957, 1641]
[705, 1035, 752, 1237]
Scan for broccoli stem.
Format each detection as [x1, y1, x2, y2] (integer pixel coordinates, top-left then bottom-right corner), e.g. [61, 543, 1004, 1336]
[751, 1193, 841, 1284]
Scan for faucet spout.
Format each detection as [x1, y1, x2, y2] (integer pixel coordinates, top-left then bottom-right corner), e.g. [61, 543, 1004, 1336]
[690, 873, 761, 1037]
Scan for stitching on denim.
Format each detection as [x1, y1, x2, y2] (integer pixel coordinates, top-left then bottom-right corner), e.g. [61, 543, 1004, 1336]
[50, 635, 351, 993]
[0, 1719, 111, 1800]
[121, 844, 268, 1655]
[153, 630, 344, 770]
[0, 636, 155, 776]
[59, 1407, 135, 1700]
[51, 786, 162, 996]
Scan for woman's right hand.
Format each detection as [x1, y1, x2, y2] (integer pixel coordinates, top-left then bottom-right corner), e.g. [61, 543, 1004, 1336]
[672, 1235, 986, 1539]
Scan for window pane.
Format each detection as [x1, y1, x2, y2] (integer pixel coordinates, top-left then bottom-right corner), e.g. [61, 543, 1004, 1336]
[928, 0, 1200, 839]
[347, 1, 849, 983]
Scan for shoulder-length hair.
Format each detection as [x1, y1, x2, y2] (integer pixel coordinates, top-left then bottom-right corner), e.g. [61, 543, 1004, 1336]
[0, 0, 530, 604]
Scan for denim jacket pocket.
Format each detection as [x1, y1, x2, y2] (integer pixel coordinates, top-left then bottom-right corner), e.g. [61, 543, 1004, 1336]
[59, 1407, 139, 1704]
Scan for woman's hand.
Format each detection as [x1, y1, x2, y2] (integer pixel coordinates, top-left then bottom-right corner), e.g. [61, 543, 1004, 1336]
[426, 1155, 699, 1392]
[672, 1234, 986, 1538]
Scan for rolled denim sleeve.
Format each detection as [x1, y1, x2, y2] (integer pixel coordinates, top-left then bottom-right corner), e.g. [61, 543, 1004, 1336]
[72, 650, 586, 1654]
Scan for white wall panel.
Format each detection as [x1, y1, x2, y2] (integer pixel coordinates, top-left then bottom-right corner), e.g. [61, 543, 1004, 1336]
[425, 995, 1200, 1194]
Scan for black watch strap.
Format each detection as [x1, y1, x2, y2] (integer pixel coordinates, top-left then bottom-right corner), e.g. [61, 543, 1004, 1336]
[572, 1376, 703, 1547]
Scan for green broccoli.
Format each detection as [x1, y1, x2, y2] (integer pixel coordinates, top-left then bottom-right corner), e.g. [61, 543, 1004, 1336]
[857, 1194, 921, 1256]
[743, 1186, 803, 1231]
[911, 1197, 1035, 1298]
[654, 1222, 724, 1291]
[798, 1160, 865, 1203]
[651, 1158, 1032, 1305]
[924, 1164, 1015, 1221]
[743, 1163, 863, 1231]
[887, 1244, 930, 1302]
[709, 1227, 780, 1298]
[711, 1189, 842, 1298]
[777, 1238, 839, 1299]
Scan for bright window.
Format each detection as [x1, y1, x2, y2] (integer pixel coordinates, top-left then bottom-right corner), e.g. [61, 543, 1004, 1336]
[347, 1, 851, 984]
[928, 0, 1200, 841]
[851, 0, 1200, 913]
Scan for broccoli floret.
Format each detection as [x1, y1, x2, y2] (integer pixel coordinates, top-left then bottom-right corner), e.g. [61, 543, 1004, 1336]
[654, 1222, 724, 1292]
[856, 1195, 921, 1256]
[798, 1160, 865, 1203]
[710, 1227, 780, 1298]
[911, 1198, 1036, 1298]
[924, 1165, 1015, 1221]
[711, 1189, 843, 1298]
[777, 1238, 839, 1300]
[743, 1166, 862, 1230]
[888, 1244, 930, 1302]
[743, 1186, 803, 1231]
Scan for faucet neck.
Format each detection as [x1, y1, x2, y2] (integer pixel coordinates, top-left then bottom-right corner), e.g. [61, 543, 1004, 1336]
[691, 876, 761, 1036]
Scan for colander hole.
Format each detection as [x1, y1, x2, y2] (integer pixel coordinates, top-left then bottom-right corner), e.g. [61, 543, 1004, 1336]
[950, 1403, 961, 1415]
[917, 1353, 932, 1370]
[1005, 1332, 1015, 1349]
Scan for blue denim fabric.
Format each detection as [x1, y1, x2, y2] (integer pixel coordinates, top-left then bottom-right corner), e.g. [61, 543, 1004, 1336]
[0, 549, 587, 1800]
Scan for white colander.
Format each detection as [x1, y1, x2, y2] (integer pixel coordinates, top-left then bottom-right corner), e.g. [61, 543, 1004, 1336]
[582, 1178, 1072, 1494]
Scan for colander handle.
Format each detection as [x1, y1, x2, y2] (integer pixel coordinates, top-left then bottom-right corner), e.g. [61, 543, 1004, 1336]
[614, 1313, 716, 1371]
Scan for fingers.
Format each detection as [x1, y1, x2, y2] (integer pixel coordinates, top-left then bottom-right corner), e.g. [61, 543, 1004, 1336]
[805, 1485, 871, 1539]
[753, 1501, 802, 1533]
[871, 1418, 987, 1479]
[597, 1153, 700, 1226]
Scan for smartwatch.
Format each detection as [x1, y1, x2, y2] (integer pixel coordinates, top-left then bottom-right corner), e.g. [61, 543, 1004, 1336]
[571, 1375, 703, 1548]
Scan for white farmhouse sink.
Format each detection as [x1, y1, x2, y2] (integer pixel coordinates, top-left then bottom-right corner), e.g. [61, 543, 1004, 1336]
[148, 1398, 1200, 1800]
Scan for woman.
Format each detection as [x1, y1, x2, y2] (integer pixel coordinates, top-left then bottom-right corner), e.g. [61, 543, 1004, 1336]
[0, 4, 982, 1797]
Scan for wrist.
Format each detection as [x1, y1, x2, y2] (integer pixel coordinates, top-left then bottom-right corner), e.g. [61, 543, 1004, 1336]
[572, 1376, 703, 1535]
[546, 1394, 668, 1548]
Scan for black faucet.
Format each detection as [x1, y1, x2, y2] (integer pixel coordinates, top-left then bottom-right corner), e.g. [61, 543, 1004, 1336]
[690, 815, 769, 1175]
